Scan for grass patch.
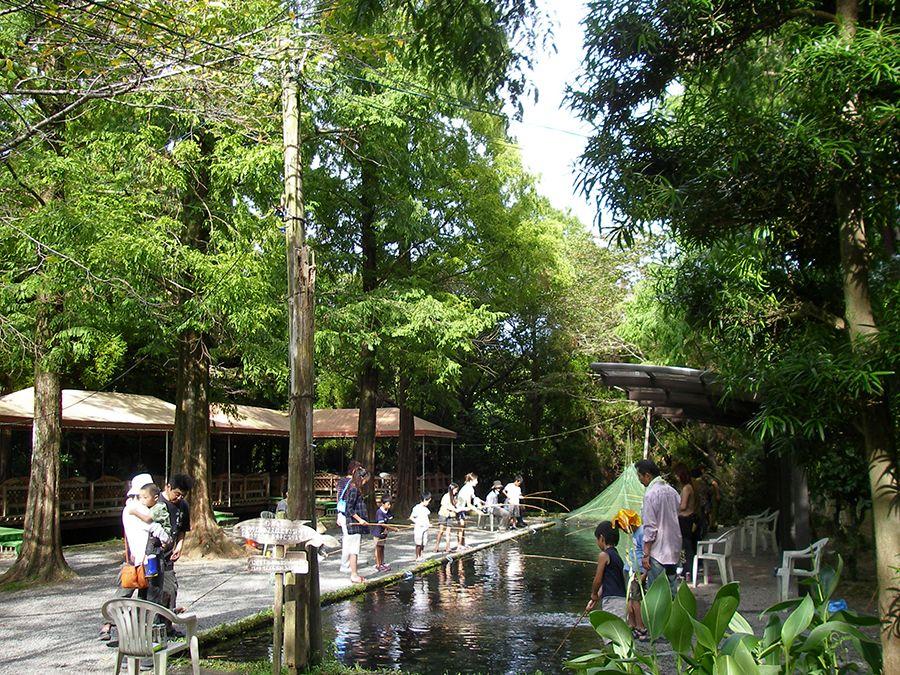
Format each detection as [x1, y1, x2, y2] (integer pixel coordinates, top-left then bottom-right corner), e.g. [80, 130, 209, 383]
[189, 657, 397, 674]
[0, 579, 32, 593]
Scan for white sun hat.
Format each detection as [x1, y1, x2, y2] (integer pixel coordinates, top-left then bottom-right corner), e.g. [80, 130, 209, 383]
[127, 473, 154, 496]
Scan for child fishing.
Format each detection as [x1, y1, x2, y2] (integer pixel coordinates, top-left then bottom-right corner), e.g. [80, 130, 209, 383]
[372, 495, 396, 572]
[410, 492, 432, 561]
[585, 521, 627, 617]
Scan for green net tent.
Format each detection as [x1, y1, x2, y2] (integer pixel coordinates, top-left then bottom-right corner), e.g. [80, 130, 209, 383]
[564, 465, 646, 563]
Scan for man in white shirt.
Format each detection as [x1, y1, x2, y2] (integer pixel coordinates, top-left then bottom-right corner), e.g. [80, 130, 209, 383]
[503, 475, 525, 528]
[635, 460, 682, 595]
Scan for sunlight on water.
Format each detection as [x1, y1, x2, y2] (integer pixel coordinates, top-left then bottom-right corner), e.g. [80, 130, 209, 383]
[210, 526, 608, 674]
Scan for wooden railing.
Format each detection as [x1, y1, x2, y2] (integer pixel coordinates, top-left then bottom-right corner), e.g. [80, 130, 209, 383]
[1, 475, 131, 519]
[1, 471, 445, 520]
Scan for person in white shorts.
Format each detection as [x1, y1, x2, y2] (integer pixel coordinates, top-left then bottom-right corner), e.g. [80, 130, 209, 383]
[410, 492, 432, 560]
[336, 460, 362, 573]
[343, 466, 371, 584]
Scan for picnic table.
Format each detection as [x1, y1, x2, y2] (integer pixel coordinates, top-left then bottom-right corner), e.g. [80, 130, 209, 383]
[213, 511, 239, 526]
[0, 525, 23, 554]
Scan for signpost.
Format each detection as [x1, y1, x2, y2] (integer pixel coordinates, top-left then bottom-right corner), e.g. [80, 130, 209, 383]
[237, 519, 335, 675]
[247, 552, 308, 575]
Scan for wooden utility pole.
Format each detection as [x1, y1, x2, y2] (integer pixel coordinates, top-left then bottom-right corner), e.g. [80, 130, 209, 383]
[642, 407, 652, 459]
[281, 43, 322, 671]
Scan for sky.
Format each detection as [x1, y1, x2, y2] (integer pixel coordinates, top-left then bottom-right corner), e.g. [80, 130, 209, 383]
[506, 1, 598, 229]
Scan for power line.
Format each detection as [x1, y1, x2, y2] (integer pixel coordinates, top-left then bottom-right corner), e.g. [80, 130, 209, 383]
[452, 408, 638, 448]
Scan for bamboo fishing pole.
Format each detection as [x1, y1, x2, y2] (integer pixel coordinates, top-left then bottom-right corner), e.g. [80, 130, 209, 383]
[521, 495, 571, 511]
[552, 605, 591, 659]
[521, 554, 596, 565]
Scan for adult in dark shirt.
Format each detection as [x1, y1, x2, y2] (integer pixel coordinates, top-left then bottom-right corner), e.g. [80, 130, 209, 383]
[343, 467, 371, 584]
[159, 473, 194, 627]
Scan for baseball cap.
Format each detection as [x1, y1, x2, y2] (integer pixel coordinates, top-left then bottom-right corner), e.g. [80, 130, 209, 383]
[492, 480, 502, 489]
[127, 473, 154, 496]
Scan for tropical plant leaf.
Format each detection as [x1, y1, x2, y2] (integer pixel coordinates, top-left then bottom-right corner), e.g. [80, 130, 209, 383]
[832, 609, 882, 627]
[727, 610, 754, 635]
[675, 576, 698, 618]
[641, 571, 673, 640]
[720, 632, 759, 656]
[691, 616, 717, 654]
[589, 610, 634, 659]
[800, 621, 873, 652]
[761, 598, 803, 615]
[664, 601, 695, 655]
[852, 636, 884, 674]
[781, 595, 815, 652]
[703, 595, 739, 643]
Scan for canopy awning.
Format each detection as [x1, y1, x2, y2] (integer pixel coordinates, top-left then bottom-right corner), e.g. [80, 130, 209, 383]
[311, 408, 457, 439]
[0, 388, 456, 439]
[590, 363, 758, 427]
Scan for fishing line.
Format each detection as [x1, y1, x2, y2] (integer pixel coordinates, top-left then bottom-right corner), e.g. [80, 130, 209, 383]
[552, 605, 591, 659]
[521, 554, 595, 565]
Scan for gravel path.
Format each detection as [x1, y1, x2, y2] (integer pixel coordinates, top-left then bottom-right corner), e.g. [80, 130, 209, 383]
[0, 521, 536, 674]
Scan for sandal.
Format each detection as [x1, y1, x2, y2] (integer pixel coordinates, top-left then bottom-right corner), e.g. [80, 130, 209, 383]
[350, 575, 366, 584]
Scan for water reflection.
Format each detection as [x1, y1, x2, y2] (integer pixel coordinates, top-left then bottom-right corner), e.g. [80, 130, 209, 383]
[213, 527, 606, 674]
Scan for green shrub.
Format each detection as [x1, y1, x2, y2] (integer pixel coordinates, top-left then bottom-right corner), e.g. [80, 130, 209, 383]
[566, 557, 881, 673]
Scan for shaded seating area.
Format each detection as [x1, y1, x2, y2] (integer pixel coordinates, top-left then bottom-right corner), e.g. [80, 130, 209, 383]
[0, 388, 457, 525]
[590, 363, 822, 593]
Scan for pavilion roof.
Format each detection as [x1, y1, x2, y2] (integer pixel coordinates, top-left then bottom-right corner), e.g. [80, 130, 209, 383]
[590, 363, 758, 427]
[0, 388, 456, 439]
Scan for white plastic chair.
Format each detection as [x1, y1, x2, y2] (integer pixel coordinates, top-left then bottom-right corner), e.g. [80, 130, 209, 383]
[739, 508, 769, 552]
[775, 537, 829, 601]
[476, 507, 495, 531]
[752, 510, 779, 556]
[101, 598, 200, 675]
[692, 527, 737, 587]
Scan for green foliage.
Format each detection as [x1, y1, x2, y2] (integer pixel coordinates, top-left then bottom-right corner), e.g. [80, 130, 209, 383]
[567, 558, 882, 673]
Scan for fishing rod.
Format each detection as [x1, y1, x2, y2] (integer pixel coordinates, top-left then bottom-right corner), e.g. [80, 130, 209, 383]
[552, 605, 591, 659]
[521, 554, 596, 565]
[521, 496, 570, 512]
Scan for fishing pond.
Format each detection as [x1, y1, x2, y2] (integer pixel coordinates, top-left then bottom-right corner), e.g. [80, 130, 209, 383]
[208, 524, 611, 673]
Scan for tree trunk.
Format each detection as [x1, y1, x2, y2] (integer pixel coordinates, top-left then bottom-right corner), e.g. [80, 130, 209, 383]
[837, 185, 900, 665]
[396, 376, 417, 516]
[0, 299, 73, 585]
[172, 329, 237, 558]
[354, 155, 380, 513]
[834, 2, 900, 664]
[355, 352, 378, 512]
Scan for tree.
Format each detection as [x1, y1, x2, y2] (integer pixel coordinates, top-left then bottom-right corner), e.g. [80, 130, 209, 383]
[572, 0, 899, 662]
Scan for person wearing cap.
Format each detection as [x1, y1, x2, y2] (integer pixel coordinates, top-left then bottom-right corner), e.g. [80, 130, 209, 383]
[99, 473, 171, 642]
[485, 480, 511, 530]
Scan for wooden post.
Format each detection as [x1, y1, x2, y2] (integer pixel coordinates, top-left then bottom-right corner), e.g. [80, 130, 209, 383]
[282, 42, 321, 671]
[273, 555, 284, 675]
[642, 407, 652, 459]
